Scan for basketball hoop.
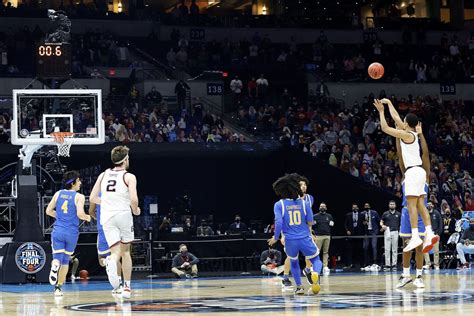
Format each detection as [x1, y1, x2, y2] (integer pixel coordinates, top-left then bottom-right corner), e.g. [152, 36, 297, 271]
[50, 132, 74, 157]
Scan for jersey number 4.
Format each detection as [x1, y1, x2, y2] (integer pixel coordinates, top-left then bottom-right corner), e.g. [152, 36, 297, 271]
[288, 210, 302, 225]
[61, 200, 68, 214]
[106, 180, 117, 192]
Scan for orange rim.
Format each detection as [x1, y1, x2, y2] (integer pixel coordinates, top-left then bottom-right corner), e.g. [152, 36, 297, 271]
[50, 132, 74, 144]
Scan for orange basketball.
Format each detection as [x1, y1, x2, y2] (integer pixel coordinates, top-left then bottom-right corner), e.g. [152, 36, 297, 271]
[368, 62, 384, 80]
[79, 270, 89, 279]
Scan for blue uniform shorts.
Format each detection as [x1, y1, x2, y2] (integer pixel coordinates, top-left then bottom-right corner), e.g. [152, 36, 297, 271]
[51, 230, 79, 264]
[284, 236, 319, 260]
[399, 207, 426, 238]
[97, 229, 110, 257]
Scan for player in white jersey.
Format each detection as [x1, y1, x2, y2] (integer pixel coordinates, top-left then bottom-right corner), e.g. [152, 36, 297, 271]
[90, 146, 140, 299]
[373, 99, 439, 254]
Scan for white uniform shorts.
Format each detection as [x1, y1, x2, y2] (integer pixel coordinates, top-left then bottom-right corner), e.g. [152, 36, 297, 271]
[102, 211, 134, 246]
[404, 166, 426, 197]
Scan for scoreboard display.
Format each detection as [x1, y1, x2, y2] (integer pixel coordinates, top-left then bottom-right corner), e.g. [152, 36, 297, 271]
[36, 43, 71, 79]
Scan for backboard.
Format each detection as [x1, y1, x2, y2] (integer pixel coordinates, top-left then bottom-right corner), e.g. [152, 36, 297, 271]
[11, 89, 104, 146]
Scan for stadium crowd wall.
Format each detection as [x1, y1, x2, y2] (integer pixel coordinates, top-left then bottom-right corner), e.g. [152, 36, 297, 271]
[308, 82, 472, 106]
[0, 142, 395, 233]
[0, 17, 470, 45]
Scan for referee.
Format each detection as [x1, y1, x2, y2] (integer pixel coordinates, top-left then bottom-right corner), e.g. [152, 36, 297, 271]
[380, 200, 401, 271]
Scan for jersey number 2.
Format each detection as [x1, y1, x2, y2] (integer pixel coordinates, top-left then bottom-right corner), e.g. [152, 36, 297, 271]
[106, 180, 117, 192]
[288, 210, 302, 225]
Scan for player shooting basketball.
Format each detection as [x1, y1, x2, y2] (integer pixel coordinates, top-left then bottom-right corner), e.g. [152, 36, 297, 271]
[373, 99, 439, 253]
[397, 124, 430, 289]
[268, 174, 322, 295]
[90, 146, 140, 299]
[46, 171, 91, 297]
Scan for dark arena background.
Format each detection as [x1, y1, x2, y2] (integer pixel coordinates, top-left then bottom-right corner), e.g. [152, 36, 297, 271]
[0, 1, 473, 315]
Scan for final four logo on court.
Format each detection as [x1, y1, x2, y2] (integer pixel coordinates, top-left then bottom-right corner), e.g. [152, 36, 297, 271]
[15, 242, 46, 274]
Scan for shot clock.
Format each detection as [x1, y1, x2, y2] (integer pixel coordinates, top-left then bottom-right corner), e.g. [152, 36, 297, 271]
[36, 43, 71, 79]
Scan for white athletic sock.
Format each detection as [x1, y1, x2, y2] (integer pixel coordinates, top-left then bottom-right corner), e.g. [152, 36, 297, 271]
[425, 225, 433, 235]
[416, 269, 422, 277]
[124, 280, 131, 288]
[403, 267, 410, 277]
[411, 228, 419, 238]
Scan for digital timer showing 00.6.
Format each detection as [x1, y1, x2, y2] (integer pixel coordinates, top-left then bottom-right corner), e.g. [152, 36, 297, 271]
[38, 45, 62, 57]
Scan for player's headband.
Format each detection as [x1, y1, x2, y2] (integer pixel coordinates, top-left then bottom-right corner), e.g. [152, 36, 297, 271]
[115, 154, 129, 165]
[65, 178, 77, 185]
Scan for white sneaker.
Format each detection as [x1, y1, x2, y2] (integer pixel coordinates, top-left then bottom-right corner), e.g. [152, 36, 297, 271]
[105, 256, 120, 289]
[422, 264, 430, 271]
[403, 236, 423, 252]
[434, 266, 440, 271]
[413, 276, 425, 288]
[422, 233, 440, 253]
[49, 261, 60, 286]
[112, 285, 123, 295]
[396, 276, 413, 288]
[122, 286, 131, 299]
[323, 267, 330, 276]
[54, 286, 63, 297]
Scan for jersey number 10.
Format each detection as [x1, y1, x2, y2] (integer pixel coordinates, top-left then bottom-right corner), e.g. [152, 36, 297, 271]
[288, 210, 302, 225]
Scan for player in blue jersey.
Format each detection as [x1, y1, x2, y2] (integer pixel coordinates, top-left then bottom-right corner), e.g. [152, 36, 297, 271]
[397, 123, 430, 289]
[281, 174, 315, 289]
[45, 171, 91, 296]
[268, 174, 322, 295]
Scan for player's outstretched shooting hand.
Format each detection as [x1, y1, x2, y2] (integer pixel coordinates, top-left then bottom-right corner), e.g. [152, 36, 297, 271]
[267, 237, 277, 247]
[415, 122, 423, 135]
[373, 99, 384, 112]
[381, 98, 393, 106]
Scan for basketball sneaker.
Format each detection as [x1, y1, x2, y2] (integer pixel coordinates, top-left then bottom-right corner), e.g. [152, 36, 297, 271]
[105, 256, 121, 289]
[403, 236, 423, 253]
[54, 285, 63, 297]
[294, 286, 305, 295]
[112, 284, 123, 295]
[323, 267, 330, 276]
[396, 275, 413, 289]
[303, 268, 320, 294]
[122, 286, 132, 299]
[422, 232, 440, 253]
[413, 276, 425, 288]
[49, 261, 60, 286]
[281, 277, 292, 289]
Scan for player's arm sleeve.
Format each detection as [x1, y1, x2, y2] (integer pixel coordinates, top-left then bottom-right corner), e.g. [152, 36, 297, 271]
[45, 192, 59, 218]
[126, 174, 140, 214]
[90, 172, 104, 205]
[189, 253, 199, 265]
[460, 229, 469, 244]
[273, 203, 283, 240]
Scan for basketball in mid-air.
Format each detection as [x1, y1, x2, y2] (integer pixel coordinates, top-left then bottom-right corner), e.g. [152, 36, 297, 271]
[79, 270, 89, 279]
[368, 62, 384, 80]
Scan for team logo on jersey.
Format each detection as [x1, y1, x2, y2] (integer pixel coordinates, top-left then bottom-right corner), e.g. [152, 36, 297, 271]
[15, 242, 47, 274]
[67, 292, 474, 312]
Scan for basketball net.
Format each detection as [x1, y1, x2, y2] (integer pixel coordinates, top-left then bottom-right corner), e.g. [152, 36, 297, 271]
[51, 132, 74, 157]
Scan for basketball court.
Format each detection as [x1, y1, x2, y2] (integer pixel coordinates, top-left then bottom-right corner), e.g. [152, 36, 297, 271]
[0, 270, 473, 315]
